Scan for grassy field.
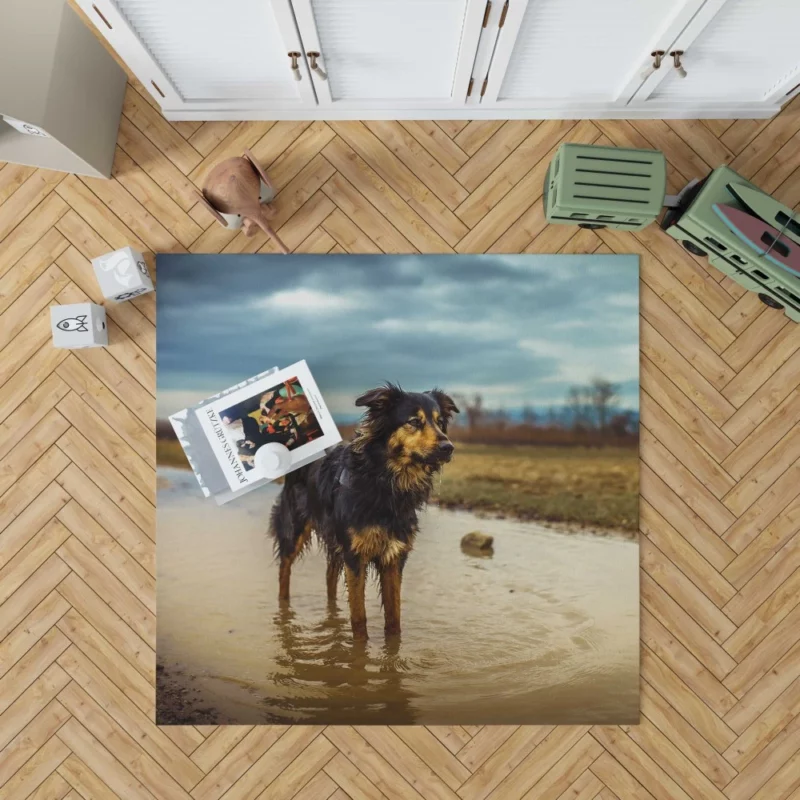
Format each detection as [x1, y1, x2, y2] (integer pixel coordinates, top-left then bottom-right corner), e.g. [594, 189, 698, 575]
[157, 438, 189, 469]
[158, 438, 638, 532]
[436, 443, 639, 532]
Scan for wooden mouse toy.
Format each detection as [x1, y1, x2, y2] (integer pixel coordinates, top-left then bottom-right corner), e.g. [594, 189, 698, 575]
[196, 149, 289, 254]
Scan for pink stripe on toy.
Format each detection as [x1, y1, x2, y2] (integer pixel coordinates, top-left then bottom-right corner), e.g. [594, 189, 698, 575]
[713, 204, 800, 276]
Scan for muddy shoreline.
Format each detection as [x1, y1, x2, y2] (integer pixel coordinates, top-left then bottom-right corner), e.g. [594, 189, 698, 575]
[156, 663, 218, 725]
[157, 467, 637, 540]
[437, 499, 637, 540]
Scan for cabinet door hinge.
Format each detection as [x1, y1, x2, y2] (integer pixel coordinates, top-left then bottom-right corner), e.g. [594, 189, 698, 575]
[499, 0, 509, 27]
[467, 77, 475, 97]
[482, 0, 492, 27]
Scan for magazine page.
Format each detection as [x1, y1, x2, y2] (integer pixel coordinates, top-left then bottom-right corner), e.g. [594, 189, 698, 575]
[194, 360, 341, 492]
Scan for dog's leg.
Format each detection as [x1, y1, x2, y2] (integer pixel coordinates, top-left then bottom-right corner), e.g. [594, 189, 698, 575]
[278, 557, 292, 602]
[326, 554, 342, 603]
[344, 560, 368, 639]
[278, 524, 311, 602]
[379, 560, 402, 636]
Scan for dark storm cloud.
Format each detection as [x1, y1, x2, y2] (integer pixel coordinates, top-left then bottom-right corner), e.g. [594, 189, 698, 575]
[156, 254, 639, 419]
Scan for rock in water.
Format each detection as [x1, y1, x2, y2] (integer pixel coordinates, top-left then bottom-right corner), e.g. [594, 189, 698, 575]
[461, 532, 494, 555]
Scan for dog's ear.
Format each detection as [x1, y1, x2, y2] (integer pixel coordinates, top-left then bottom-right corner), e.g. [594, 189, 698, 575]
[355, 384, 402, 411]
[427, 389, 460, 429]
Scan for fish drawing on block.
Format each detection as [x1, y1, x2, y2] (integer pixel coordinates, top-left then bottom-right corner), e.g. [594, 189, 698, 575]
[57, 315, 89, 332]
[713, 204, 800, 277]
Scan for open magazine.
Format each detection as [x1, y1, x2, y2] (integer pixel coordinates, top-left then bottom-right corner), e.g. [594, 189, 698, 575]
[170, 361, 340, 502]
[195, 360, 340, 491]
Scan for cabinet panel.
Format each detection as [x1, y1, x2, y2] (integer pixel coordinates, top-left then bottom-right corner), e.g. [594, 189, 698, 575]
[292, 0, 486, 107]
[488, 0, 702, 104]
[646, 0, 800, 103]
[481, 0, 709, 109]
[76, 0, 315, 110]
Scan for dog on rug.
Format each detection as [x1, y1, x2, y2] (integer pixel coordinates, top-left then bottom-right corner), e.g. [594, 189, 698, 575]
[269, 384, 459, 639]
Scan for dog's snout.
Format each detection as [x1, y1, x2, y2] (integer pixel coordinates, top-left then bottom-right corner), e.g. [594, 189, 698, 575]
[438, 440, 454, 454]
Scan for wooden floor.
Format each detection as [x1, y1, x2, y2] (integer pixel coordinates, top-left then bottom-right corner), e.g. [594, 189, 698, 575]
[2, 80, 800, 800]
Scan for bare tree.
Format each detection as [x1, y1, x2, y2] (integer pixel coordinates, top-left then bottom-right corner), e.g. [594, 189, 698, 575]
[568, 385, 595, 429]
[590, 378, 618, 431]
[522, 404, 537, 426]
[491, 408, 509, 430]
[463, 393, 484, 431]
[609, 410, 635, 437]
[581, 386, 594, 425]
[567, 386, 583, 429]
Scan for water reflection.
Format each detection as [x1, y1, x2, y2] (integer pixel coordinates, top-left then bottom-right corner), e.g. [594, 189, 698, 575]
[265, 603, 419, 724]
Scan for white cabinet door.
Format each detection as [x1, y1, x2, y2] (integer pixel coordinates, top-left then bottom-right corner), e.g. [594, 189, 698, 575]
[479, 0, 708, 110]
[290, 0, 486, 108]
[633, 0, 800, 107]
[75, 0, 316, 113]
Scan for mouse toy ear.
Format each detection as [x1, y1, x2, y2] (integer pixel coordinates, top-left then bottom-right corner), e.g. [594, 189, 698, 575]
[355, 383, 403, 410]
[427, 389, 460, 426]
[195, 190, 228, 227]
[243, 149, 274, 193]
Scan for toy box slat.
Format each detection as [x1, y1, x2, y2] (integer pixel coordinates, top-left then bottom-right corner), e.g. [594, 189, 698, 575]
[563, 159, 661, 185]
[566, 185, 654, 204]
[565, 172, 658, 192]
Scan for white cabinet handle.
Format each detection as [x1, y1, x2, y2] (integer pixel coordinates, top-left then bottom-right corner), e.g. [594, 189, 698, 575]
[640, 50, 665, 81]
[288, 52, 302, 81]
[307, 52, 327, 81]
[670, 50, 687, 79]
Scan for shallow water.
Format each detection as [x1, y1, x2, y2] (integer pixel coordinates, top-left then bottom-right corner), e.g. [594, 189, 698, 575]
[157, 467, 639, 725]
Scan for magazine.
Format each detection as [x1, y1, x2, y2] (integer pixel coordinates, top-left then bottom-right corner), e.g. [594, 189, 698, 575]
[194, 360, 340, 492]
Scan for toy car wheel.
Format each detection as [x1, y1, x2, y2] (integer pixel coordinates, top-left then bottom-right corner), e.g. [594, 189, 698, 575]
[758, 293, 784, 310]
[682, 240, 707, 257]
[578, 223, 606, 230]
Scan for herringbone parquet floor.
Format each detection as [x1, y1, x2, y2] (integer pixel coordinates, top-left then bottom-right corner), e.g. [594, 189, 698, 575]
[2, 68, 800, 798]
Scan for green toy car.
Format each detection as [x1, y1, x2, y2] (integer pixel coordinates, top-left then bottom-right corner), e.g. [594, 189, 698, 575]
[543, 143, 800, 322]
[660, 165, 800, 322]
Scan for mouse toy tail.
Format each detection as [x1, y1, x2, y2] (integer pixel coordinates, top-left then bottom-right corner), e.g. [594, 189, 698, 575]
[254, 212, 290, 254]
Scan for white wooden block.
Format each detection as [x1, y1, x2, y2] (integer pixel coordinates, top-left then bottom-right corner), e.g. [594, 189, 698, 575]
[91, 246, 154, 302]
[50, 303, 108, 348]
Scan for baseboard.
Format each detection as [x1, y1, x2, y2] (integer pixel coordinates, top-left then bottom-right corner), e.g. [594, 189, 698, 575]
[162, 104, 781, 122]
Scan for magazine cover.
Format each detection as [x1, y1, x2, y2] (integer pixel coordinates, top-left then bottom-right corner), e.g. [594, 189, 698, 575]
[194, 360, 340, 491]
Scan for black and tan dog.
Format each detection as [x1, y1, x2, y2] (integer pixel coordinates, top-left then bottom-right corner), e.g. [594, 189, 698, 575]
[269, 385, 459, 639]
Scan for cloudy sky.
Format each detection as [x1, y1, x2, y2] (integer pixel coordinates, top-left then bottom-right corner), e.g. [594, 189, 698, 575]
[156, 254, 639, 421]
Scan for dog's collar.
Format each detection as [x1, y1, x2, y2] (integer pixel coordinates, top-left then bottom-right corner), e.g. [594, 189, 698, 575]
[338, 466, 351, 488]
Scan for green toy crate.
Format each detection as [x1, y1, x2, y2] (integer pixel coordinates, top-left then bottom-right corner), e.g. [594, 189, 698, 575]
[543, 144, 666, 231]
[661, 165, 800, 322]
